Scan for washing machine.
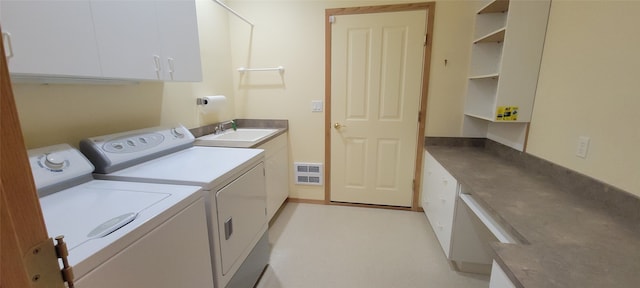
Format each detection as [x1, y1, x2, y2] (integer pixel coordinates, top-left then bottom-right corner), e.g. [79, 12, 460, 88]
[79, 125, 269, 288]
[29, 144, 214, 288]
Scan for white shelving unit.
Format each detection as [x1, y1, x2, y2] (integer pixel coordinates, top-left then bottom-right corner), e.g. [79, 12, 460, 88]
[463, 0, 551, 151]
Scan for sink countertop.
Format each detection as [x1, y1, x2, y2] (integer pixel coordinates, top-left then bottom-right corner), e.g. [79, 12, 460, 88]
[426, 144, 640, 288]
[190, 119, 288, 148]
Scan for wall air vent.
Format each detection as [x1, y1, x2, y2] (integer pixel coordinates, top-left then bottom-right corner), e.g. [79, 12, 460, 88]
[294, 162, 323, 185]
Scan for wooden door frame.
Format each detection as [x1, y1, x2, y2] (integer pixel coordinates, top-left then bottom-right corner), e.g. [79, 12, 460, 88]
[324, 3, 435, 211]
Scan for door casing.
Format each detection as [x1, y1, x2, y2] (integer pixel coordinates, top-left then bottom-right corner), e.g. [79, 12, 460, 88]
[325, 3, 436, 211]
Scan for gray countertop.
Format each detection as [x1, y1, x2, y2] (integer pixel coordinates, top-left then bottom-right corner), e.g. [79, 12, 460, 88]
[426, 144, 640, 288]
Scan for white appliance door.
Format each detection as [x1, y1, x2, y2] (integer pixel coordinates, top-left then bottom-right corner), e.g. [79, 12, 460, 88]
[216, 162, 266, 275]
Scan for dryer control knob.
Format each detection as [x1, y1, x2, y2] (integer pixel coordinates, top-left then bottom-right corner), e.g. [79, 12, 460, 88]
[44, 153, 66, 170]
[171, 127, 185, 138]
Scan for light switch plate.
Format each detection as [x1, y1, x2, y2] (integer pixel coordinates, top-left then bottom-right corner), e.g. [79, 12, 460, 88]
[576, 136, 590, 159]
[311, 100, 323, 112]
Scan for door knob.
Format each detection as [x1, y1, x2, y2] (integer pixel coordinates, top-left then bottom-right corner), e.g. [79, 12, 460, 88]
[334, 122, 346, 129]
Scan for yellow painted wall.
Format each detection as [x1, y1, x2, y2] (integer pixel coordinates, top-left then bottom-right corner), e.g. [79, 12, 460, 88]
[12, 0, 235, 149]
[527, 1, 640, 196]
[227, 0, 475, 200]
[425, 0, 475, 137]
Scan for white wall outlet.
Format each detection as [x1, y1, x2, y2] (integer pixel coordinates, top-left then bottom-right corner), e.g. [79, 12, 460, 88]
[311, 100, 323, 112]
[576, 136, 590, 159]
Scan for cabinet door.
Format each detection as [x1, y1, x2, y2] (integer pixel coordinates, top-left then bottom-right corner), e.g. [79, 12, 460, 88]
[156, 0, 202, 81]
[433, 165, 458, 258]
[422, 151, 458, 258]
[260, 133, 289, 221]
[91, 0, 162, 80]
[1, 0, 101, 77]
[422, 152, 439, 221]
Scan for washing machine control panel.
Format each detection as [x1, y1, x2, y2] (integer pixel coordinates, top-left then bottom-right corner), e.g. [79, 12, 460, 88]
[28, 144, 95, 192]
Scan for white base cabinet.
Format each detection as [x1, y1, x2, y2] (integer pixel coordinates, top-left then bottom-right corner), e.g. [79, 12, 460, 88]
[422, 151, 458, 258]
[258, 132, 289, 221]
[422, 151, 494, 272]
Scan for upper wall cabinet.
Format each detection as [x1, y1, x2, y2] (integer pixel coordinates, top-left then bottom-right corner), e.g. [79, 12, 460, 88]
[92, 0, 202, 81]
[0, 0, 201, 82]
[464, 0, 550, 122]
[1, 0, 102, 78]
[156, 0, 202, 82]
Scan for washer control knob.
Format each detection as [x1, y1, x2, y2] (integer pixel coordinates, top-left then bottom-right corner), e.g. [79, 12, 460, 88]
[44, 153, 65, 170]
[171, 127, 185, 138]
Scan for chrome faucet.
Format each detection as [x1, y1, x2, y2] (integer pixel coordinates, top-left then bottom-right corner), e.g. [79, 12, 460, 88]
[216, 120, 236, 134]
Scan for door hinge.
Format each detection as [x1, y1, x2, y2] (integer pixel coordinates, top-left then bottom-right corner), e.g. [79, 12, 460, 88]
[24, 236, 75, 288]
[424, 34, 428, 46]
[413, 179, 416, 192]
[329, 15, 336, 24]
[418, 111, 421, 123]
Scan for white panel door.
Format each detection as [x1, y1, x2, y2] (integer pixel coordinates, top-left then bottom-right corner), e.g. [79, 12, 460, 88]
[330, 10, 426, 207]
[1, 0, 101, 77]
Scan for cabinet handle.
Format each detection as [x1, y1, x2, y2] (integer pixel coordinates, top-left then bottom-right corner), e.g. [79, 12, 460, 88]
[3, 32, 14, 59]
[167, 57, 175, 79]
[153, 55, 161, 78]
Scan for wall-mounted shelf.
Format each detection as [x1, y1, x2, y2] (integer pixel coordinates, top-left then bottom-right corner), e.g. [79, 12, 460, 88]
[474, 28, 506, 44]
[237, 66, 285, 73]
[469, 73, 499, 80]
[478, 0, 509, 14]
[463, 0, 551, 151]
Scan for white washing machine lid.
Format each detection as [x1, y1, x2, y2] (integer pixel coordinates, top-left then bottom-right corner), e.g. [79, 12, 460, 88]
[39, 179, 202, 279]
[94, 146, 264, 189]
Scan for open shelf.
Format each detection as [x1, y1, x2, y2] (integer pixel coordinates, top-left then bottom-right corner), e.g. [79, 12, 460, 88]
[474, 28, 506, 44]
[469, 73, 499, 80]
[464, 113, 494, 122]
[478, 0, 510, 14]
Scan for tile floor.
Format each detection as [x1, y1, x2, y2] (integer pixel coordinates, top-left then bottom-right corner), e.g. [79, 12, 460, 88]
[256, 202, 489, 288]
